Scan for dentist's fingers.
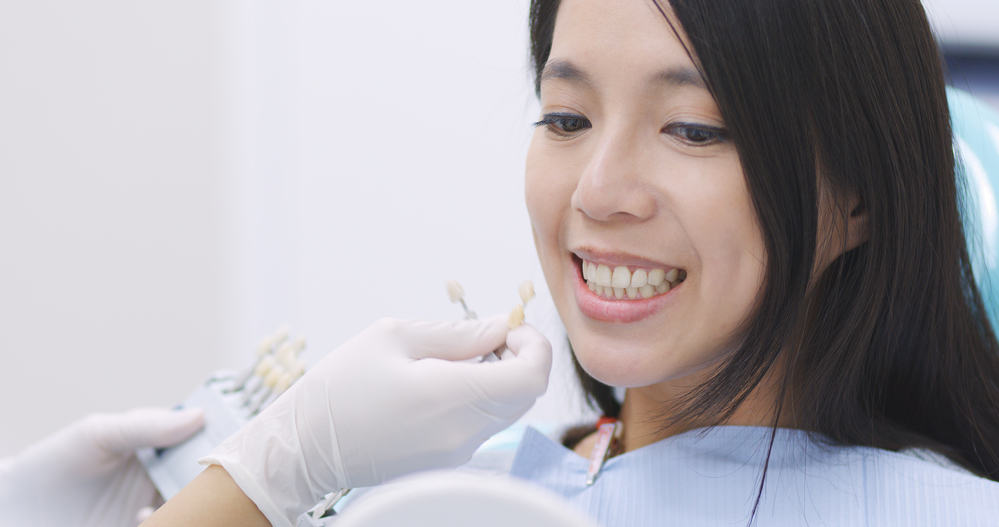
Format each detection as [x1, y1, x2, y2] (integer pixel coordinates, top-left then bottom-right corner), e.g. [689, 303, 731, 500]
[382, 315, 509, 361]
[466, 324, 553, 403]
[87, 407, 206, 453]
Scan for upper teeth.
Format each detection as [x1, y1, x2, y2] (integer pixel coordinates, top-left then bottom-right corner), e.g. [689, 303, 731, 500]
[582, 260, 685, 300]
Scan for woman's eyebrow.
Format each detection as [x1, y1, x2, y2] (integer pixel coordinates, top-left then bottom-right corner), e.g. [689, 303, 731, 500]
[541, 59, 593, 88]
[540, 59, 706, 91]
[653, 67, 706, 90]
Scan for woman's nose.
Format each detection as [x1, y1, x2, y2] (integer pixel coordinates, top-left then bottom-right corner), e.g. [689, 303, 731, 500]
[570, 128, 657, 223]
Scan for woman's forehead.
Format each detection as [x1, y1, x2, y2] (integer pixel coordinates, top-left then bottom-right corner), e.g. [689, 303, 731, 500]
[545, 0, 704, 94]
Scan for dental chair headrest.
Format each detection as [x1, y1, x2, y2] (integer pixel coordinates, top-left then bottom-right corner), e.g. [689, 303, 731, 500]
[951, 88, 999, 325]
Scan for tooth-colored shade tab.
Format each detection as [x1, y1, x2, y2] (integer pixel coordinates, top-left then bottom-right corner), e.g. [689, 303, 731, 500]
[614, 287, 625, 299]
[255, 356, 275, 377]
[289, 360, 306, 379]
[647, 268, 666, 286]
[612, 266, 631, 288]
[508, 304, 525, 329]
[656, 281, 670, 294]
[626, 287, 638, 299]
[264, 366, 283, 387]
[274, 373, 292, 394]
[630, 269, 648, 288]
[640, 284, 656, 298]
[446, 280, 464, 303]
[519, 280, 536, 304]
[665, 268, 679, 283]
[596, 264, 612, 286]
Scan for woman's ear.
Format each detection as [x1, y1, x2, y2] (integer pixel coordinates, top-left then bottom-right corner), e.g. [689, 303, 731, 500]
[844, 192, 868, 252]
[814, 185, 869, 277]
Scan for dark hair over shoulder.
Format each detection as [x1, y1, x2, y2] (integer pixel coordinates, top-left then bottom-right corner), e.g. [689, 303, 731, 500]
[531, 0, 999, 480]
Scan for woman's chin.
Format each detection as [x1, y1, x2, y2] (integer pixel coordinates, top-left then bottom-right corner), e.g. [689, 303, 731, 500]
[570, 333, 715, 389]
[572, 345, 672, 388]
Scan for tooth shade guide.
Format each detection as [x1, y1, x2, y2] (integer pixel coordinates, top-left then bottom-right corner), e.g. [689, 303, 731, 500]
[519, 280, 536, 305]
[445, 279, 478, 319]
[446, 279, 465, 303]
[508, 304, 525, 329]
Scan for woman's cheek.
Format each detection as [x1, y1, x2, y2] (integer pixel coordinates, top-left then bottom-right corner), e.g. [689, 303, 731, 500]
[525, 140, 571, 248]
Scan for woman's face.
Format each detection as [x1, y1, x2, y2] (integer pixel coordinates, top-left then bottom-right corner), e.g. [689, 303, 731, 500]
[526, 0, 766, 388]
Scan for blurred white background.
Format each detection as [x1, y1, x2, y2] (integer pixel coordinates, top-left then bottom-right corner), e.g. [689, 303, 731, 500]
[1, 0, 997, 456]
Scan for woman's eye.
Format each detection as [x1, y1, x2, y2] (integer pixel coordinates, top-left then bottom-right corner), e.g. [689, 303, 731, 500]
[664, 123, 728, 146]
[533, 113, 591, 136]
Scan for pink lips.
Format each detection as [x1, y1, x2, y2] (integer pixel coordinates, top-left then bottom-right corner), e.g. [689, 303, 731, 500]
[573, 257, 680, 323]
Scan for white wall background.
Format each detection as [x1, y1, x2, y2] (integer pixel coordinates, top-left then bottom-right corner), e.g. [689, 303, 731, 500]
[924, 0, 999, 50]
[0, 1, 236, 455]
[1, 0, 995, 456]
[0, 0, 595, 457]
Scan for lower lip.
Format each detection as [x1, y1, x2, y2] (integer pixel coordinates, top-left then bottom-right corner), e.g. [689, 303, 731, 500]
[572, 258, 680, 323]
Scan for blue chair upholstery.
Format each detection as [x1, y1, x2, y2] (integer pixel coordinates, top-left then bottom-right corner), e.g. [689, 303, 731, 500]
[950, 88, 999, 325]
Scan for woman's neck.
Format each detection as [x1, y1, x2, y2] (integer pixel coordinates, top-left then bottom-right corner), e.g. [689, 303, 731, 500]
[618, 368, 792, 453]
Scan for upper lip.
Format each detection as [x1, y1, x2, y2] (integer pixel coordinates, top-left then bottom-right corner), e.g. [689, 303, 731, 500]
[571, 247, 678, 270]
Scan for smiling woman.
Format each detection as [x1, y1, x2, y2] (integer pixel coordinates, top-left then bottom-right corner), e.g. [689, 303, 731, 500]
[521, 0, 999, 523]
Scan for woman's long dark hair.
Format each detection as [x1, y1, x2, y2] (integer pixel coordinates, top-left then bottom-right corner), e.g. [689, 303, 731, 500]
[531, 0, 999, 481]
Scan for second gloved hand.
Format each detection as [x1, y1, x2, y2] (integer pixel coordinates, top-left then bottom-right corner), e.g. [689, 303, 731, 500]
[201, 315, 552, 527]
[0, 407, 205, 527]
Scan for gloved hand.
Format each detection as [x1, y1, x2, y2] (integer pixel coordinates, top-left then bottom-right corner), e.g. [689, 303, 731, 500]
[0, 407, 205, 527]
[201, 316, 552, 527]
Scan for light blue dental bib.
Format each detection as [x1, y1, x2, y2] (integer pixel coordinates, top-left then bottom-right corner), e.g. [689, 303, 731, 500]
[509, 425, 999, 526]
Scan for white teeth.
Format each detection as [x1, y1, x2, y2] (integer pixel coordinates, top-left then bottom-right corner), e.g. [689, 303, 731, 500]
[581, 258, 684, 301]
[630, 269, 647, 288]
[612, 266, 631, 288]
[596, 264, 612, 287]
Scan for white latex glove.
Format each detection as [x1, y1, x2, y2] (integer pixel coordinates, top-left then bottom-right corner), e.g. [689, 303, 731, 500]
[0, 407, 205, 527]
[202, 316, 552, 527]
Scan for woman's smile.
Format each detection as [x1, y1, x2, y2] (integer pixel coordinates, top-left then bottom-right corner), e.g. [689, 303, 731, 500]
[571, 251, 685, 323]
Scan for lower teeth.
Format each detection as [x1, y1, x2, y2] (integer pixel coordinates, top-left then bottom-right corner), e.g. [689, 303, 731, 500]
[585, 276, 684, 300]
